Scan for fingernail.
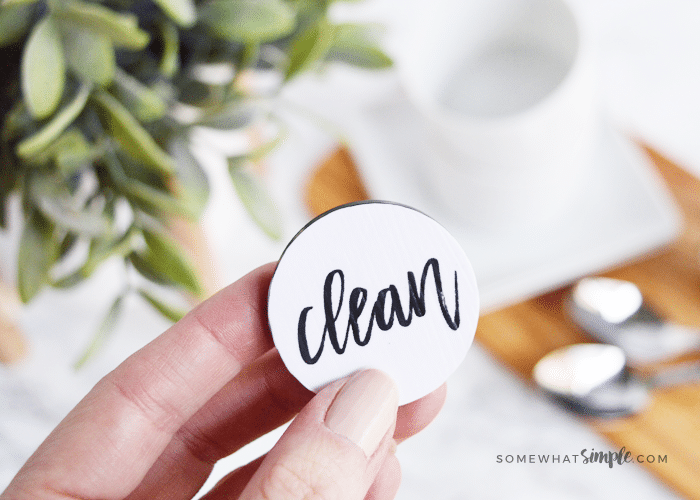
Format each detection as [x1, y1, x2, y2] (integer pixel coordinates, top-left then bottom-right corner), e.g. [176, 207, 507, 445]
[325, 370, 399, 457]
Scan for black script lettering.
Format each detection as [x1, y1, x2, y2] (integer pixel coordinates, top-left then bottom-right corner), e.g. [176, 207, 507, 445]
[297, 270, 346, 364]
[324, 270, 346, 353]
[347, 287, 368, 346]
[297, 258, 461, 365]
[409, 258, 460, 330]
[297, 307, 319, 364]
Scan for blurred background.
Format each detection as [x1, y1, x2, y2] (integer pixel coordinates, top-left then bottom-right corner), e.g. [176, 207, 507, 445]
[1, 0, 699, 498]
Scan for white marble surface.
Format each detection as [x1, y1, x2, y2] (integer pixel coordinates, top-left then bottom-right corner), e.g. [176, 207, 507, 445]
[395, 345, 679, 500]
[2, 0, 699, 498]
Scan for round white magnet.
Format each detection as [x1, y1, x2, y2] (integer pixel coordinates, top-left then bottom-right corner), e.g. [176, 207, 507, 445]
[267, 201, 479, 405]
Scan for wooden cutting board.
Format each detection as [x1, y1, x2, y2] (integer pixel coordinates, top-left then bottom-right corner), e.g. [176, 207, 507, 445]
[304, 144, 700, 500]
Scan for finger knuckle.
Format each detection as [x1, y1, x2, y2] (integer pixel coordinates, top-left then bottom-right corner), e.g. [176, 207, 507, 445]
[260, 461, 332, 500]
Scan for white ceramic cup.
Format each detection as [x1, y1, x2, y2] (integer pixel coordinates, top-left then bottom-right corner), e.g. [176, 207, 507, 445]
[395, 0, 599, 230]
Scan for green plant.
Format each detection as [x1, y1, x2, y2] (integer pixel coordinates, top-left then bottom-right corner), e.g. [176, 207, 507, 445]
[0, 0, 391, 366]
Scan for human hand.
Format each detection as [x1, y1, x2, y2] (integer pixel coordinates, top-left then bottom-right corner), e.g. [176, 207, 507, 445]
[2, 263, 446, 500]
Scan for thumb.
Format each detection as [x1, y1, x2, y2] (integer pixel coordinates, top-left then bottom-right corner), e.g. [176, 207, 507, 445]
[240, 369, 400, 500]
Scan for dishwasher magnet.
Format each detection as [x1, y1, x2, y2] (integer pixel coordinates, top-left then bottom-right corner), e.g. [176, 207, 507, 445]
[267, 201, 480, 405]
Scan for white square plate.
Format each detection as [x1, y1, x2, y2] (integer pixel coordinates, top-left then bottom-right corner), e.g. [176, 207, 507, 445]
[337, 80, 682, 312]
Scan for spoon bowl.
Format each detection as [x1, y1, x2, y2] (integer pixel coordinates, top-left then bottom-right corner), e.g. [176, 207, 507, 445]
[533, 343, 649, 418]
[566, 277, 700, 365]
[533, 343, 700, 418]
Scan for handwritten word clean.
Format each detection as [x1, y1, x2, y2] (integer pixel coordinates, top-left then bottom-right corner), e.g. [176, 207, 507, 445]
[297, 258, 460, 364]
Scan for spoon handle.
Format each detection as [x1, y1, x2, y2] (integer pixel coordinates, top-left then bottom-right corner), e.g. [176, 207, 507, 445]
[655, 322, 700, 356]
[648, 361, 700, 388]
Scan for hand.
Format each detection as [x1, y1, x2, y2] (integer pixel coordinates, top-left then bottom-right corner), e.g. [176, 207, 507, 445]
[2, 263, 446, 500]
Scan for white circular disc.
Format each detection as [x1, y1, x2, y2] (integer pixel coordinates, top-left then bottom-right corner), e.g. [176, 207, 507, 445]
[267, 201, 479, 405]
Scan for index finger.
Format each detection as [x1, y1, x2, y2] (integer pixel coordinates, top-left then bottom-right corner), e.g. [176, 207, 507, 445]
[4, 262, 278, 500]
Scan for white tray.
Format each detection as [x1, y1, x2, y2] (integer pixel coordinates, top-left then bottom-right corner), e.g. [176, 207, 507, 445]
[338, 83, 682, 312]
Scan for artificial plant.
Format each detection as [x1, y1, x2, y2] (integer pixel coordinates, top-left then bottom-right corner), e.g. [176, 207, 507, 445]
[0, 0, 391, 366]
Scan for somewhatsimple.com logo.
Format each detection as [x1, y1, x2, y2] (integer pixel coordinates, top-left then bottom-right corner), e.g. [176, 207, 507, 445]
[496, 448, 667, 469]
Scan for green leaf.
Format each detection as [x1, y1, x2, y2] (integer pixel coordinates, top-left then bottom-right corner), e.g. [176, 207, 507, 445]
[2, 102, 33, 145]
[285, 18, 334, 80]
[51, 271, 85, 289]
[129, 230, 201, 295]
[55, 133, 101, 176]
[239, 43, 260, 69]
[74, 295, 124, 369]
[200, 0, 295, 43]
[289, 0, 326, 31]
[169, 139, 209, 217]
[87, 230, 138, 268]
[195, 104, 254, 130]
[29, 174, 113, 236]
[127, 179, 190, 217]
[25, 127, 85, 164]
[23, 127, 99, 176]
[58, 231, 79, 259]
[0, 3, 34, 46]
[17, 210, 59, 302]
[0, 104, 26, 221]
[112, 68, 167, 123]
[63, 24, 115, 85]
[152, 0, 195, 27]
[143, 230, 200, 295]
[228, 124, 285, 165]
[325, 23, 392, 69]
[0, 145, 19, 229]
[159, 21, 180, 78]
[0, 198, 6, 229]
[54, 229, 138, 287]
[54, 0, 150, 49]
[248, 128, 284, 162]
[128, 252, 168, 285]
[138, 289, 186, 322]
[102, 149, 190, 218]
[16, 84, 91, 160]
[1, 0, 38, 8]
[229, 166, 282, 239]
[93, 90, 176, 175]
[21, 17, 66, 119]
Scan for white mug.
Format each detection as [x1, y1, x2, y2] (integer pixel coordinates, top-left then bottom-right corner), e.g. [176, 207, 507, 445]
[394, 0, 599, 230]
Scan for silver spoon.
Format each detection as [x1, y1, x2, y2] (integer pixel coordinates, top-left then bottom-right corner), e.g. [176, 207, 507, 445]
[566, 277, 700, 366]
[533, 343, 700, 418]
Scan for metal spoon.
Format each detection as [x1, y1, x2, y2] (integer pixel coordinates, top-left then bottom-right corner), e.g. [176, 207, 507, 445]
[533, 343, 700, 418]
[566, 277, 700, 365]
